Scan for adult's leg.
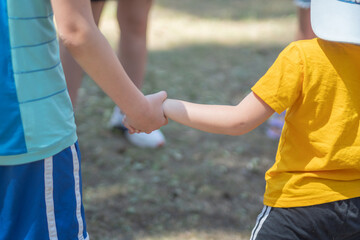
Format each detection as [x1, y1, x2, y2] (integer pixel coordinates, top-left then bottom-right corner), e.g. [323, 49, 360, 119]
[295, 3, 316, 40]
[77, 0, 165, 147]
[116, 0, 153, 89]
[91, 1, 106, 26]
[59, 1, 106, 107]
[110, 0, 165, 148]
[59, 43, 83, 107]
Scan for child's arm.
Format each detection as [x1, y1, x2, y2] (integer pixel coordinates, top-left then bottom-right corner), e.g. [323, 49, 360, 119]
[51, 0, 167, 133]
[163, 92, 275, 135]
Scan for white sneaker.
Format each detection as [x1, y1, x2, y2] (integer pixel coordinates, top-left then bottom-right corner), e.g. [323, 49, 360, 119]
[108, 106, 127, 131]
[125, 130, 165, 148]
[109, 106, 166, 148]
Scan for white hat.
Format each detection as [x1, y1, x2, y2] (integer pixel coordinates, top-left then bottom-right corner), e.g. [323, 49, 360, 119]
[311, 0, 360, 44]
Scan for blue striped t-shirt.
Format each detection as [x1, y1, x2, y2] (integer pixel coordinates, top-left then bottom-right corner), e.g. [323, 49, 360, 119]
[0, 0, 77, 165]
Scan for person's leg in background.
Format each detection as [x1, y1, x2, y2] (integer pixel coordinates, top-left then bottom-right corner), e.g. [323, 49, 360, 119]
[109, 0, 166, 148]
[117, 0, 152, 89]
[59, 39, 83, 107]
[294, 0, 316, 40]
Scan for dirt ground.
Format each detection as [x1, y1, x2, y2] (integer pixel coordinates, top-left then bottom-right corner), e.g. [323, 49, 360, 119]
[75, 0, 296, 239]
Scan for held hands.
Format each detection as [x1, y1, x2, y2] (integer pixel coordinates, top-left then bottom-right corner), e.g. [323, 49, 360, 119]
[123, 91, 168, 134]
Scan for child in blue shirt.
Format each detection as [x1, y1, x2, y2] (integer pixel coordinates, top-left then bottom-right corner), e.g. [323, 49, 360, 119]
[0, 0, 167, 239]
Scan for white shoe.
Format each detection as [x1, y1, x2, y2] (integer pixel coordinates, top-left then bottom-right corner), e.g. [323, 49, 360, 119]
[109, 106, 166, 148]
[108, 106, 127, 131]
[125, 130, 166, 148]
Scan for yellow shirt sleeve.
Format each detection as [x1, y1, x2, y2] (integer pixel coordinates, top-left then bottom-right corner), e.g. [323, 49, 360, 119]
[251, 42, 304, 114]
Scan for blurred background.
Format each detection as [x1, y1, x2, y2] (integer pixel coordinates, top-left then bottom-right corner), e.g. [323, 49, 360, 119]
[76, 0, 296, 239]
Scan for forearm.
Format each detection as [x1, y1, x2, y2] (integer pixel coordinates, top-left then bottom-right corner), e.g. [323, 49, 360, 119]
[164, 99, 248, 135]
[52, 0, 150, 123]
[163, 92, 275, 135]
[62, 30, 149, 119]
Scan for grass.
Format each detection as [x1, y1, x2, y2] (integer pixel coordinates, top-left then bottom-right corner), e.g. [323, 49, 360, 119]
[76, 0, 297, 239]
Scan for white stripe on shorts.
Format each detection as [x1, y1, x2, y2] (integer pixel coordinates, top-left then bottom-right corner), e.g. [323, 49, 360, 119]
[44, 157, 58, 240]
[250, 206, 271, 240]
[71, 144, 85, 240]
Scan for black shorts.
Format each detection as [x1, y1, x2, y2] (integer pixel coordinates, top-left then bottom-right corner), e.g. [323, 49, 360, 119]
[251, 197, 360, 240]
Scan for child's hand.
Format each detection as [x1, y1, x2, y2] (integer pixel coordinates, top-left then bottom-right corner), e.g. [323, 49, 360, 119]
[145, 91, 168, 132]
[122, 116, 141, 134]
[124, 91, 168, 133]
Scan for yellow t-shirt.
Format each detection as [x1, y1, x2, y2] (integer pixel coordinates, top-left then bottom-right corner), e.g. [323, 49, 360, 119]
[252, 38, 360, 208]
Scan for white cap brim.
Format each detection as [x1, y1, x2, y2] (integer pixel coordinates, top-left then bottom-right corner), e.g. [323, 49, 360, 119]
[311, 0, 360, 45]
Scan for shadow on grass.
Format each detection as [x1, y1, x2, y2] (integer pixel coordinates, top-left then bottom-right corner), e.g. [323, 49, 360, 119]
[155, 0, 296, 21]
[78, 42, 285, 240]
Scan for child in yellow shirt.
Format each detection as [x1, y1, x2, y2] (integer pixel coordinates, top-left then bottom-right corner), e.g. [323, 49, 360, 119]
[124, 0, 360, 238]
[154, 0, 360, 239]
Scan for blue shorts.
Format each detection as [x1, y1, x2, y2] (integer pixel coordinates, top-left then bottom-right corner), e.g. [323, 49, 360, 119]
[0, 142, 89, 240]
[294, 0, 311, 8]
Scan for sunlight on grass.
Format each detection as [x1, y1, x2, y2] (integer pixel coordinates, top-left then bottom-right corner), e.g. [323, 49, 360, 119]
[149, 5, 295, 49]
[99, 2, 296, 51]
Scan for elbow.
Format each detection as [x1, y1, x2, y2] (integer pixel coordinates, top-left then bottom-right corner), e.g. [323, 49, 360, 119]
[58, 22, 94, 50]
[224, 121, 250, 136]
